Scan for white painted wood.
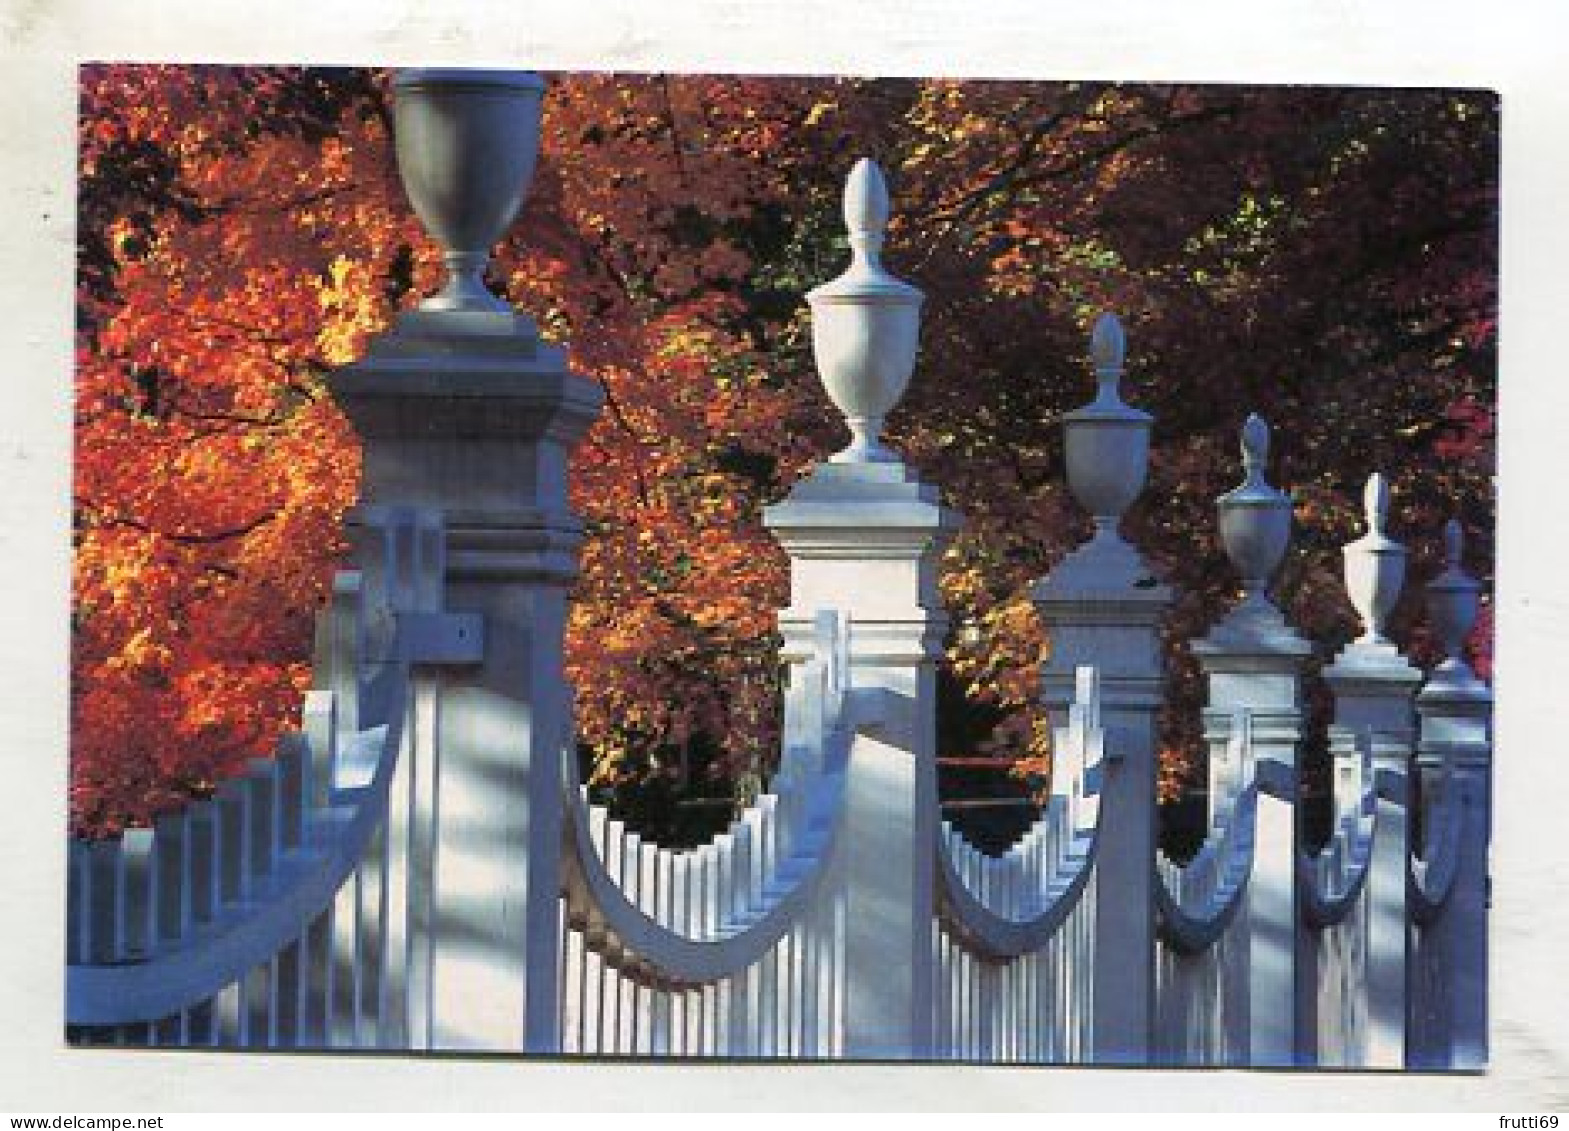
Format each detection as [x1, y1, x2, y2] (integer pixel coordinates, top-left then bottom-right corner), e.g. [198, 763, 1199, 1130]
[1411, 520, 1492, 1069]
[62, 74, 1494, 1068]
[806, 159, 922, 465]
[1184, 415, 1312, 1067]
[764, 381, 955, 1060]
[1318, 475, 1420, 1065]
[303, 690, 338, 811]
[120, 829, 155, 962]
[1025, 316, 1171, 1062]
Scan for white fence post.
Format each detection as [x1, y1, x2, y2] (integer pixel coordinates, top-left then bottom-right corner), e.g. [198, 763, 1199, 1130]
[1191, 415, 1311, 1067]
[1412, 520, 1492, 1068]
[329, 70, 603, 1053]
[764, 159, 959, 1059]
[1031, 314, 1171, 1064]
[65, 79, 1497, 1067]
[1321, 474, 1421, 1067]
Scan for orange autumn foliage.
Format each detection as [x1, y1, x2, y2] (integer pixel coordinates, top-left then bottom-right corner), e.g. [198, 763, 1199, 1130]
[74, 69, 1496, 846]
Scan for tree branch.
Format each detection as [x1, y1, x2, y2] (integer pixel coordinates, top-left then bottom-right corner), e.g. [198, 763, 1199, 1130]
[83, 508, 279, 546]
[658, 75, 690, 185]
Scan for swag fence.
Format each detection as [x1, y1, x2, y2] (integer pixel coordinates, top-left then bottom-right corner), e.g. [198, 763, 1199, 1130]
[66, 68, 1491, 1067]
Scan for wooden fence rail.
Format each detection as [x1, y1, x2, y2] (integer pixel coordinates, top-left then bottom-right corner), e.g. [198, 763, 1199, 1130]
[65, 68, 1492, 1067]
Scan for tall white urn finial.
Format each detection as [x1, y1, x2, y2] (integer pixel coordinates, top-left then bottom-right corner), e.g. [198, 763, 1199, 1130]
[393, 69, 546, 313]
[808, 158, 924, 464]
[1063, 312, 1152, 543]
[1342, 472, 1406, 645]
[1427, 518, 1481, 670]
[1217, 413, 1293, 604]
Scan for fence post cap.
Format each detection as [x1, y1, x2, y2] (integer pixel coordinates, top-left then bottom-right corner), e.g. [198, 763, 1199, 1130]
[807, 158, 923, 466]
[392, 67, 546, 314]
[1341, 471, 1408, 647]
[1216, 413, 1293, 612]
[1425, 518, 1484, 680]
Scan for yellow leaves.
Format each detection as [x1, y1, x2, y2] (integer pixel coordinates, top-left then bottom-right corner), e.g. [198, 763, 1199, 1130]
[314, 254, 386, 364]
[107, 216, 151, 266]
[802, 100, 838, 128]
[946, 591, 1046, 710]
[107, 627, 172, 676]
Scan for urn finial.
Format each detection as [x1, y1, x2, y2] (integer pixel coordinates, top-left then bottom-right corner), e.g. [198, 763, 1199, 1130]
[1427, 518, 1481, 668]
[808, 158, 924, 464]
[392, 69, 546, 313]
[1063, 312, 1152, 540]
[1218, 413, 1293, 605]
[1342, 472, 1406, 645]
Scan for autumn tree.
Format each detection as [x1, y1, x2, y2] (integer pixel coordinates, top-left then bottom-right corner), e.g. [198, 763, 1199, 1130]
[73, 68, 1496, 849]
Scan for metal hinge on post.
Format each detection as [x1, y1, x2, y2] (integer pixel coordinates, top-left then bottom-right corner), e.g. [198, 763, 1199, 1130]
[395, 611, 485, 665]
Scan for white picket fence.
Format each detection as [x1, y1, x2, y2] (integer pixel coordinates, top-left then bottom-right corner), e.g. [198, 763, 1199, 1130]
[65, 69, 1491, 1067]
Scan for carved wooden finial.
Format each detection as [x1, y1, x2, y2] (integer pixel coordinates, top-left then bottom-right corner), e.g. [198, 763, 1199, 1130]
[1364, 472, 1390, 536]
[1242, 413, 1270, 474]
[1444, 517, 1464, 570]
[1062, 310, 1152, 541]
[1428, 516, 1480, 666]
[1343, 471, 1405, 645]
[393, 69, 547, 313]
[808, 157, 922, 464]
[1217, 412, 1292, 604]
[844, 158, 890, 266]
[1091, 312, 1126, 377]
